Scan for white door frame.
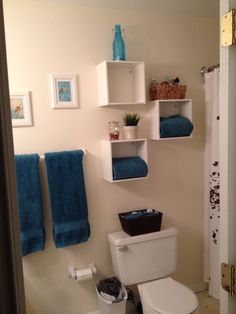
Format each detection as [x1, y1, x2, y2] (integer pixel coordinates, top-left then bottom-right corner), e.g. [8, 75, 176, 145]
[220, 0, 236, 313]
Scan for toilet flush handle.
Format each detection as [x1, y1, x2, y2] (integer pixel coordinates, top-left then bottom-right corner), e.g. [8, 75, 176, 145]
[119, 245, 129, 252]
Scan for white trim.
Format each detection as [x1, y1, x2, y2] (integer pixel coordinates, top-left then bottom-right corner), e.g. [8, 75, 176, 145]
[189, 281, 207, 293]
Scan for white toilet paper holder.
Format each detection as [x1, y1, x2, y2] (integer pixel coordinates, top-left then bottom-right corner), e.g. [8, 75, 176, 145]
[68, 262, 97, 282]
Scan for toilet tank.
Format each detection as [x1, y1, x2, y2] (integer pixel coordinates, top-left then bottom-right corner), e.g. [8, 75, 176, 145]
[108, 227, 177, 286]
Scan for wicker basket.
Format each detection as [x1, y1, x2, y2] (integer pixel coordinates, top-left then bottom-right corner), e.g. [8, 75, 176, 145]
[150, 84, 187, 100]
[118, 209, 163, 236]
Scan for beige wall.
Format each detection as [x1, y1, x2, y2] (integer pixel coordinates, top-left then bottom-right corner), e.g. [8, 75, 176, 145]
[3, 1, 219, 313]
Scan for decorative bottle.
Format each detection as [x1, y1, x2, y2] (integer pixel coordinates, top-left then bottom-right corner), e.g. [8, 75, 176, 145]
[113, 24, 126, 61]
[108, 121, 120, 140]
[149, 77, 158, 101]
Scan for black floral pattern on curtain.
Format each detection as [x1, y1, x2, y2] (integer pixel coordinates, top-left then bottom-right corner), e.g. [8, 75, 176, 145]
[209, 161, 220, 244]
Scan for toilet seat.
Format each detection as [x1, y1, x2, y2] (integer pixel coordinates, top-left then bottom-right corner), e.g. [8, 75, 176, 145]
[138, 277, 198, 314]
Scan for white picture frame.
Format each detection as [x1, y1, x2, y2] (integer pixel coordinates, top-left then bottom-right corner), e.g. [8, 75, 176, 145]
[10, 90, 33, 127]
[50, 74, 79, 109]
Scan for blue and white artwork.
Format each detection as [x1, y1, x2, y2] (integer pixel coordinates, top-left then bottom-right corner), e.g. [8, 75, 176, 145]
[57, 80, 72, 102]
[10, 97, 24, 119]
[10, 91, 33, 127]
[50, 74, 79, 109]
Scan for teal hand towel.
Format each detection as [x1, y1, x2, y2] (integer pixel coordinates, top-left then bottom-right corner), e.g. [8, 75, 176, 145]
[15, 154, 45, 256]
[44, 150, 90, 248]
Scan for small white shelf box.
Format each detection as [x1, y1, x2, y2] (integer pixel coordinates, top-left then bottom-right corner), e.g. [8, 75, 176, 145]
[101, 138, 148, 182]
[96, 61, 146, 106]
[147, 99, 193, 140]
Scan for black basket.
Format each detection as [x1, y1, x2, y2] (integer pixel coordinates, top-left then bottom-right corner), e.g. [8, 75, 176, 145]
[118, 209, 163, 236]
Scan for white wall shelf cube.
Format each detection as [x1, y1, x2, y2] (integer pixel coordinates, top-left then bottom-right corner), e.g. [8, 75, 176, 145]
[96, 61, 146, 106]
[147, 99, 193, 140]
[101, 138, 148, 182]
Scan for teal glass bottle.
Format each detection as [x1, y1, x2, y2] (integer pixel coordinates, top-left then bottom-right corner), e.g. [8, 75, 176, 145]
[113, 24, 126, 61]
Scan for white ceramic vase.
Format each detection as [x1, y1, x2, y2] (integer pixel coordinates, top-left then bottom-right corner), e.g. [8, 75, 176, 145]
[123, 126, 138, 139]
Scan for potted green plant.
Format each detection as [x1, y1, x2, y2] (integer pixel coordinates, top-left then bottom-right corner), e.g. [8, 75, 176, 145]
[122, 112, 140, 139]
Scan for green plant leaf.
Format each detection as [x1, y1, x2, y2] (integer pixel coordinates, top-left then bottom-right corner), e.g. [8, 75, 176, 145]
[122, 113, 140, 126]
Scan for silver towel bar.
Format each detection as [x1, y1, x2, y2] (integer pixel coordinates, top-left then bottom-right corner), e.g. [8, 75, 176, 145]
[39, 149, 87, 159]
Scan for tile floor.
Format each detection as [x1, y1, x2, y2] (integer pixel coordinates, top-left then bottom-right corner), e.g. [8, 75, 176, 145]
[197, 290, 219, 314]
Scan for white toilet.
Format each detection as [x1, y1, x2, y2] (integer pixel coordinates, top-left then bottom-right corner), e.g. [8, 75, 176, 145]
[108, 227, 199, 314]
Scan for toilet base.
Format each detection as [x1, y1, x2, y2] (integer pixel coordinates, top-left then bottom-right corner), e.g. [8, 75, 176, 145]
[138, 278, 199, 314]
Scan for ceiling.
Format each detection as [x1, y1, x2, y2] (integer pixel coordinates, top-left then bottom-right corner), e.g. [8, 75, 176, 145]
[48, 0, 219, 18]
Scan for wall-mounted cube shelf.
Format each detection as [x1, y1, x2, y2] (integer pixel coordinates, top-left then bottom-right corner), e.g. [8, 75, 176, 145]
[147, 99, 193, 140]
[101, 139, 148, 182]
[96, 61, 146, 106]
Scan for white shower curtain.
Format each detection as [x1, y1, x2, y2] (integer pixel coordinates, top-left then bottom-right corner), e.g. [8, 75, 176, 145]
[204, 68, 220, 299]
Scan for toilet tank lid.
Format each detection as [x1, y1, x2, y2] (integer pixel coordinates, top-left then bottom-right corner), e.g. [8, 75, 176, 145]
[108, 227, 178, 246]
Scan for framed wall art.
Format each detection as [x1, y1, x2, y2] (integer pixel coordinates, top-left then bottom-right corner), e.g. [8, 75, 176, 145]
[50, 74, 79, 109]
[10, 90, 33, 127]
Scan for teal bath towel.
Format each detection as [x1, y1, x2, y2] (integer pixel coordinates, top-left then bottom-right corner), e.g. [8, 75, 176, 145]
[15, 154, 45, 256]
[160, 114, 193, 138]
[112, 156, 148, 180]
[44, 150, 90, 248]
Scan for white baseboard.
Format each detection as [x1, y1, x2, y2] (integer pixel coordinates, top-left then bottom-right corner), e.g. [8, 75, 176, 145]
[189, 282, 207, 293]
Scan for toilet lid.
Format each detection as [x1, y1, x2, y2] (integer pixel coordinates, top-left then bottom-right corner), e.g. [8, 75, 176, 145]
[139, 278, 198, 314]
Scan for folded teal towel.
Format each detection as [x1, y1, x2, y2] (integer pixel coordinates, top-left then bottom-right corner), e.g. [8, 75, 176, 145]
[125, 211, 158, 220]
[160, 115, 193, 138]
[44, 150, 90, 248]
[15, 154, 45, 256]
[112, 156, 148, 180]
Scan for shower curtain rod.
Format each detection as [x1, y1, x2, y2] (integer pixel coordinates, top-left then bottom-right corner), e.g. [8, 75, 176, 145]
[200, 64, 219, 76]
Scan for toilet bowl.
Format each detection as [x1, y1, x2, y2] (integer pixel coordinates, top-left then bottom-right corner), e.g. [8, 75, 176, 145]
[108, 227, 199, 314]
[138, 278, 198, 314]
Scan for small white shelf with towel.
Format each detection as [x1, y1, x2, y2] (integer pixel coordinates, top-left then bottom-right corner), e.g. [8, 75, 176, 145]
[101, 139, 148, 183]
[147, 99, 193, 140]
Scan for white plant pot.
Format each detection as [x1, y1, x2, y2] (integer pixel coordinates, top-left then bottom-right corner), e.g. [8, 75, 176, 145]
[123, 126, 138, 140]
